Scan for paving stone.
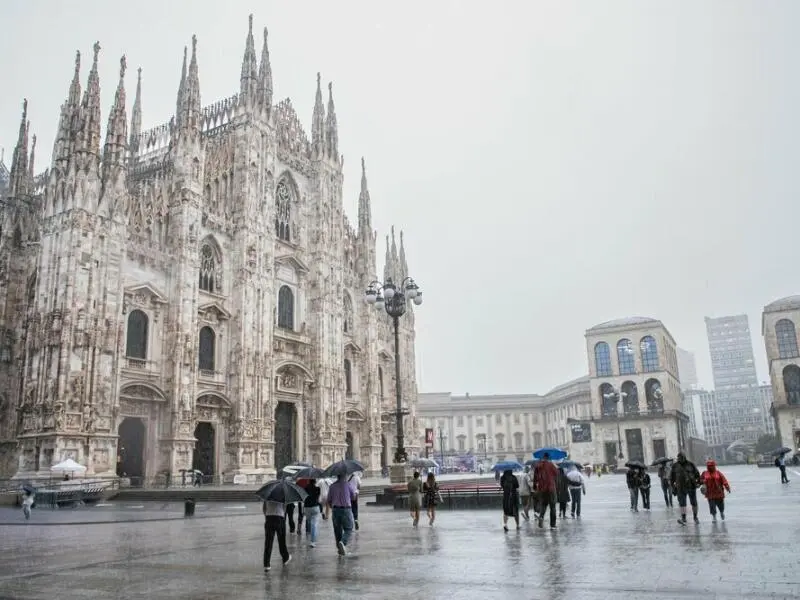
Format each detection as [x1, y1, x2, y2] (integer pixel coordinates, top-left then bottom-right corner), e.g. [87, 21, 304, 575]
[0, 465, 798, 599]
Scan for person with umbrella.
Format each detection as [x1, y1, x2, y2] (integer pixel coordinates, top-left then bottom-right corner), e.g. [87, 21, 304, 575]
[639, 467, 651, 510]
[773, 448, 791, 484]
[533, 452, 559, 529]
[500, 469, 520, 531]
[324, 462, 361, 556]
[256, 480, 307, 571]
[626, 464, 642, 512]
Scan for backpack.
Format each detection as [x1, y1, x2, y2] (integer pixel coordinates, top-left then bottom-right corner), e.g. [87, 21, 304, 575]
[774, 457, 781, 467]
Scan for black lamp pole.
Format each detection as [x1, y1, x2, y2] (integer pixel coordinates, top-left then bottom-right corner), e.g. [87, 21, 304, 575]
[604, 389, 626, 460]
[365, 277, 422, 464]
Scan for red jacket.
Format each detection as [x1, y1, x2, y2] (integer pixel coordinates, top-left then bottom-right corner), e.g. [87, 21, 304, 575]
[700, 469, 730, 500]
[534, 461, 559, 493]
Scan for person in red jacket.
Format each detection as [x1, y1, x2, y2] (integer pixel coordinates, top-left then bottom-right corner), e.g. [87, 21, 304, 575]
[700, 459, 731, 521]
[533, 453, 560, 529]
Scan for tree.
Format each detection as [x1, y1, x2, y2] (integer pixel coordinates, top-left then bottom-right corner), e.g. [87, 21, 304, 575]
[755, 433, 781, 455]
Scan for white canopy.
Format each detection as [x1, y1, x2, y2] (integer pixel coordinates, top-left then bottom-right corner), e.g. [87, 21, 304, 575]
[50, 458, 87, 473]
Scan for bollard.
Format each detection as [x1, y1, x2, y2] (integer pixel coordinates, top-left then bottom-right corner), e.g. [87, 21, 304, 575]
[184, 498, 195, 518]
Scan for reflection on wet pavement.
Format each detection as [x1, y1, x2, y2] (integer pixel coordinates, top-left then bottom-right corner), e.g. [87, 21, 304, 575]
[0, 465, 798, 599]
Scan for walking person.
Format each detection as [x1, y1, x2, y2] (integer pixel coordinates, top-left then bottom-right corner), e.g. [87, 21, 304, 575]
[671, 451, 701, 526]
[566, 467, 586, 518]
[533, 453, 559, 530]
[556, 467, 570, 519]
[423, 472, 440, 526]
[700, 460, 731, 521]
[500, 469, 520, 531]
[21, 489, 34, 521]
[517, 467, 532, 520]
[658, 462, 673, 507]
[776, 454, 790, 484]
[639, 468, 651, 510]
[262, 500, 291, 572]
[328, 472, 356, 556]
[303, 478, 322, 547]
[407, 471, 423, 527]
[626, 467, 641, 512]
[348, 472, 362, 530]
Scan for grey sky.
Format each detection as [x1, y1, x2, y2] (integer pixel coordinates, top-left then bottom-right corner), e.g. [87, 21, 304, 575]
[2, 1, 798, 394]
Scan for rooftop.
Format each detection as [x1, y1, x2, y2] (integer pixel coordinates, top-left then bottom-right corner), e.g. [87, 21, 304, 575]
[763, 295, 800, 314]
[586, 316, 661, 333]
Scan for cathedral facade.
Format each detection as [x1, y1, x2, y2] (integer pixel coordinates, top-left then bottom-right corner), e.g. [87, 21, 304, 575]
[0, 15, 420, 482]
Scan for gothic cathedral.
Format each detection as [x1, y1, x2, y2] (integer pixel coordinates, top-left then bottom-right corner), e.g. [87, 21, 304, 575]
[0, 16, 420, 482]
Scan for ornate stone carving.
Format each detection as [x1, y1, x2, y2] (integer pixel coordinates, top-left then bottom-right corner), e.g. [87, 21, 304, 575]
[119, 400, 149, 417]
[279, 370, 298, 390]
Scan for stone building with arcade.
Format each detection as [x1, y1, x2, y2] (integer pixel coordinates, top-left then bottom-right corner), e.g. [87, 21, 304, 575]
[0, 16, 420, 482]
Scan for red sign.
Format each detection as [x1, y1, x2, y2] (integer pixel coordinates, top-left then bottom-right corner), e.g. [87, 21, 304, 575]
[425, 428, 434, 448]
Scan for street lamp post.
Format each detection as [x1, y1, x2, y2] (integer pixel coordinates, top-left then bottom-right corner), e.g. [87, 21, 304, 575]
[603, 388, 627, 460]
[365, 277, 422, 465]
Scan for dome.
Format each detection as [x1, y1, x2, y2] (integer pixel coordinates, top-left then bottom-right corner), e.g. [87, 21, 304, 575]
[764, 295, 800, 314]
[587, 316, 660, 332]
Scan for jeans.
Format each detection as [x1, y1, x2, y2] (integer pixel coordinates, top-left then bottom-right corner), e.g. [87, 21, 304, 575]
[305, 505, 321, 543]
[263, 516, 289, 567]
[629, 487, 639, 510]
[569, 487, 582, 516]
[661, 482, 673, 506]
[640, 488, 651, 510]
[537, 491, 557, 527]
[22, 505, 31, 520]
[331, 507, 354, 546]
[708, 498, 724, 516]
[779, 465, 789, 483]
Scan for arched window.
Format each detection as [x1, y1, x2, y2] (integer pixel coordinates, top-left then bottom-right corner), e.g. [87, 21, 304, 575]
[640, 336, 659, 372]
[783, 364, 800, 405]
[594, 342, 612, 376]
[199, 244, 220, 293]
[344, 358, 352, 394]
[645, 378, 664, 413]
[275, 179, 292, 242]
[378, 366, 384, 399]
[277, 285, 294, 330]
[617, 339, 635, 375]
[198, 326, 215, 371]
[600, 382, 616, 416]
[126, 310, 149, 359]
[776, 319, 799, 359]
[621, 381, 639, 415]
[343, 294, 353, 333]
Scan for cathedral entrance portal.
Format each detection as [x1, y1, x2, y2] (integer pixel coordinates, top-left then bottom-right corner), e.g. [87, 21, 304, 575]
[274, 402, 295, 471]
[345, 431, 354, 460]
[193, 422, 215, 482]
[117, 417, 145, 481]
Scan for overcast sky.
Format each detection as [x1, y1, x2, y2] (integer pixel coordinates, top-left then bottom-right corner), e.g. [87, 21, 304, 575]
[2, 1, 798, 395]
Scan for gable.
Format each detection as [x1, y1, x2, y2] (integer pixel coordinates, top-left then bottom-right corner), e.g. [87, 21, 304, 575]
[124, 282, 168, 305]
[198, 301, 231, 320]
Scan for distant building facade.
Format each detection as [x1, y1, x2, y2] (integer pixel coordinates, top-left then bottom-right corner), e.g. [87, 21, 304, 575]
[677, 347, 699, 390]
[762, 296, 800, 451]
[705, 314, 764, 445]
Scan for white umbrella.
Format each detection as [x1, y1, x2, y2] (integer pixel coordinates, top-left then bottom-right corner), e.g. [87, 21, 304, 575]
[51, 458, 87, 473]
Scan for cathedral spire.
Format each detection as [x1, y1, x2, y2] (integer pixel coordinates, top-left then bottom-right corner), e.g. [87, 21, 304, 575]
[383, 233, 392, 282]
[175, 45, 187, 119]
[390, 225, 399, 279]
[399, 230, 408, 281]
[77, 42, 103, 155]
[358, 157, 372, 235]
[103, 56, 128, 174]
[9, 99, 30, 197]
[53, 51, 81, 165]
[29, 134, 37, 180]
[129, 67, 142, 155]
[239, 15, 258, 108]
[176, 36, 202, 133]
[258, 27, 273, 112]
[326, 81, 338, 159]
[311, 73, 325, 158]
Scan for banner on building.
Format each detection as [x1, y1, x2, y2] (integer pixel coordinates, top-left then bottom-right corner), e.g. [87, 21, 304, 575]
[425, 428, 435, 448]
[570, 422, 592, 443]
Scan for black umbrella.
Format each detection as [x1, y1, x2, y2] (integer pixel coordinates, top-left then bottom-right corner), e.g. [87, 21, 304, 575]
[625, 461, 646, 469]
[255, 479, 309, 504]
[651, 457, 673, 466]
[277, 462, 313, 479]
[770, 447, 792, 457]
[322, 459, 365, 478]
[291, 467, 325, 481]
[524, 458, 540, 467]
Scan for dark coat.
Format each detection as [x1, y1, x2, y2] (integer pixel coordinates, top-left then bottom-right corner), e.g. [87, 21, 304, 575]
[556, 470, 570, 503]
[500, 472, 519, 517]
[670, 459, 700, 493]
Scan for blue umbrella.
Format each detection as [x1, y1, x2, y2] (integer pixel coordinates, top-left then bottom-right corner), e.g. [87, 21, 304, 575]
[322, 459, 365, 478]
[491, 461, 524, 472]
[533, 447, 568, 460]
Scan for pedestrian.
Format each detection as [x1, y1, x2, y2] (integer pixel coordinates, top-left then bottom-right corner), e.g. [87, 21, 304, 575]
[670, 451, 701, 526]
[567, 468, 586, 518]
[517, 467, 532, 520]
[407, 471, 423, 527]
[262, 500, 291, 572]
[658, 462, 673, 507]
[639, 468, 651, 510]
[500, 469, 520, 531]
[700, 460, 731, 521]
[21, 489, 34, 521]
[533, 453, 559, 530]
[556, 467, 570, 518]
[302, 478, 322, 547]
[328, 472, 356, 556]
[285, 501, 298, 533]
[423, 472, 440, 526]
[626, 467, 641, 512]
[348, 472, 361, 531]
[775, 454, 790, 484]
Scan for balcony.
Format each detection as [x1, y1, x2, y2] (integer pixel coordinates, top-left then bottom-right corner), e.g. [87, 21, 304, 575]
[570, 408, 682, 423]
[198, 369, 226, 388]
[121, 357, 160, 378]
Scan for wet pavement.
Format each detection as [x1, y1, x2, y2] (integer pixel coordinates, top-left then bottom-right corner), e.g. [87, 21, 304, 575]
[0, 464, 798, 599]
